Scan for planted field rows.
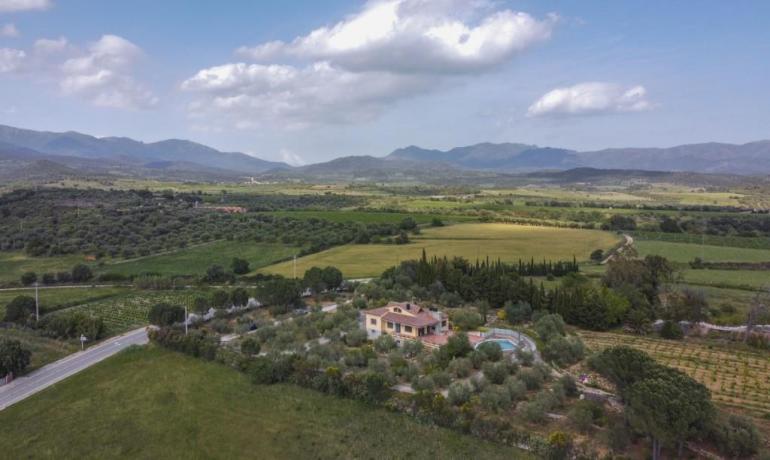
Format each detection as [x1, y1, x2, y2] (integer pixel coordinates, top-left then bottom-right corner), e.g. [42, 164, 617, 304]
[53, 291, 197, 335]
[579, 331, 770, 415]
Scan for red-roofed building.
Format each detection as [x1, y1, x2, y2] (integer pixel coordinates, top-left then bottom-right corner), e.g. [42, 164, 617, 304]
[363, 301, 450, 345]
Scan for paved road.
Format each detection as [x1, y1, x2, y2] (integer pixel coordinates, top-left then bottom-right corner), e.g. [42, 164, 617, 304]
[0, 327, 149, 411]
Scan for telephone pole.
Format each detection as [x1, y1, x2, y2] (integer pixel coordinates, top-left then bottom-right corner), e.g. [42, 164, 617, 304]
[35, 281, 39, 322]
[293, 255, 297, 279]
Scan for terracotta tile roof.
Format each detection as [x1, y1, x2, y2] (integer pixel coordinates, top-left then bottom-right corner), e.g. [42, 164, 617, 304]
[381, 311, 439, 328]
[364, 306, 390, 317]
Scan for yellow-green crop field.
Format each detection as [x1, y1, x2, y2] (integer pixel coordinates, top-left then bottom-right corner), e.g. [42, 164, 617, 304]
[580, 331, 770, 417]
[635, 240, 770, 264]
[262, 223, 620, 278]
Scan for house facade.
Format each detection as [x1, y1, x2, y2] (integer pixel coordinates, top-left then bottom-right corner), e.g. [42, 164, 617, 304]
[363, 301, 449, 342]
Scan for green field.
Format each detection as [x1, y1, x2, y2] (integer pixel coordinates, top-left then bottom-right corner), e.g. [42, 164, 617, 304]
[0, 252, 89, 284]
[263, 223, 620, 278]
[0, 327, 77, 372]
[0, 286, 130, 318]
[265, 210, 476, 224]
[635, 240, 770, 263]
[681, 269, 770, 290]
[0, 346, 530, 459]
[101, 240, 297, 277]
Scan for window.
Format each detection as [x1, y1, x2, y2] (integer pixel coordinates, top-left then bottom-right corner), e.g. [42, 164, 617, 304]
[387, 322, 394, 329]
[393, 307, 401, 313]
[404, 326, 413, 333]
[370, 318, 377, 325]
[441, 320, 447, 327]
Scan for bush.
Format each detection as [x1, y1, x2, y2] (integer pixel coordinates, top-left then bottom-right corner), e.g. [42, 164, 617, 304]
[713, 415, 760, 458]
[0, 338, 31, 377]
[38, 313, 104, 340]
[413, 375, 436, 393]
[447, 381, 472, 406]
[20, 271, 37, 286]
[3, 295, 35, 323]
[518, 368, 544, 390]
[344, 329, 368, 347]
[374, 334, 397, 353]
[240, 337, 261, 355]
[482, 362, 508, 385]
[556, 374, 578, 398]
[477, 341, 503, 362]
[542, 335, 585, 367]
[504, 377, 527, 401]
[148, 303, 185, 327]
[569, 400, 603, 432]
[534, 314, 566, 341]
[450, 309, 484, 331]
[480, 385, 511, 413]
[231, 257, 250, 275]
[448, 357, 473, 378]
[401, 339, 423, 358]
[519, 399, 548, 424]
[515, 348, 534, 366]
[504, 301, 532, 325]
[71, 264, 93, 283]
[660, 320, 684, 340]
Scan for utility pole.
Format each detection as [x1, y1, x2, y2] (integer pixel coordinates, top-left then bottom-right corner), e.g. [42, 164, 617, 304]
[35, 281, 39, 322]
[184, 304, 189, 336]
[293, 255, 297, 279]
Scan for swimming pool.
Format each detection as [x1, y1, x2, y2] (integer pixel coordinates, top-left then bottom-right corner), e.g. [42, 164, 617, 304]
[476, 338, 517, 351]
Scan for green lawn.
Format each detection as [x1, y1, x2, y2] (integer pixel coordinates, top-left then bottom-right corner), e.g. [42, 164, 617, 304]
[0, 346, 530, 459]
[0, 252, 89, 284]
[263, 223, 620, 278]
[100, 240, 297, 277]
[635, 240, 770, 263]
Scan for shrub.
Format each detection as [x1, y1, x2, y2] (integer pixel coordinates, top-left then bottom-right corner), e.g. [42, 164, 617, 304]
[541, 335, 585, 367]
[450, 309, 484, 331]
[713, 415, 760, 458]
[504, 301, 532, 325]
[515, 348, 534, 366]
[504, 377, 527, 401]
[660, 320, 684, 340]
[519, 399, 548, 424]
[447, 381, 472, 406]
[413, 375, 436, 393]
[477, 341, 503, 362]
[569, 400, 602, 433]
[240, 337, 261, 355]
[3, 295, 35, 323]
[344, 329, 368, 347]
[518, 368, 544, 390]
[20, 271, 37, 286]
[0, 338, 31, 377]
[480, 385, 511, 413]
[401, 339, 423, 358]
[374, 334, 397, 353]
[534, 314, 566, 341]
[448, 357, 473, 378]
[148, 303, 185, 327]
[556, 374, 578, 398]
[231, 257, 250, 275]
[482, 362, 508, 385]
[432, 371, 452, 388]
[71, 264, 93, 283]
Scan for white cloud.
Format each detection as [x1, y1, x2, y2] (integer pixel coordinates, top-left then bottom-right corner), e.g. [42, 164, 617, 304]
[280, 148, 306, 166]
[0, 34, 157, 109]
[1, 23, 19, 37]
[182, 61, 434, 128]
[0, 47, 24, 72]
[237, 0, 556, 74]
[188, 0, 555, 128]
[0, 0, 51, 12]
[527, 82, 652, 117]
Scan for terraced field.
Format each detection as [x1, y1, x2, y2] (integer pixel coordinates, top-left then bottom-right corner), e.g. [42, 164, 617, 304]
[262, 223, 620, 278]
[579, 331, 770, 417]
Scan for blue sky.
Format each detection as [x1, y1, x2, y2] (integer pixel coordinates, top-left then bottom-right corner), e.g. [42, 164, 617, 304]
[1, 0, 768, 164]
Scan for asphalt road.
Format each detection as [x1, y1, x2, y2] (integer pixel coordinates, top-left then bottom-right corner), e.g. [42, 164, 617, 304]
[0, 327, 149, 411]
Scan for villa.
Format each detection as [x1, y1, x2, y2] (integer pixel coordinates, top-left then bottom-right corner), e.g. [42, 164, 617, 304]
[363, 301, 450, 345]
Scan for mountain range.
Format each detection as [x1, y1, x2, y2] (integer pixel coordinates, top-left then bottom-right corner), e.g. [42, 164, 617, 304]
[1, 123, 769, 184]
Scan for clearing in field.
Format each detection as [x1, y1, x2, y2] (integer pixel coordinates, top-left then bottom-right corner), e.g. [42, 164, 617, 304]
[0, 346, 529, 459]
[0, 252, 88, 284]
[579, 331, 770, 419]
[262, 223, 620, 278]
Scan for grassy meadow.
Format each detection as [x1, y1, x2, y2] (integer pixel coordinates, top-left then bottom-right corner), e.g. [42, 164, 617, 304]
[100, 240, 297, 278]
[635, 240, 770, 263]
[262, 223, 620, 278]
[0, 286, 130, 318]
[0, 252, 90, 284]
[0, 327, 77, 372]
[0, 346, 530, 460]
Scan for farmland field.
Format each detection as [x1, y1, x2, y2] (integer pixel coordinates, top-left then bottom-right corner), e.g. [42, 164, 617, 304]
[101, 240, 297, 277]
[263, 223, 620, 278]
[0, 346, 530, 459]
[681, 269, 770, 290]
[0, 252, 90, 284]
[52, 290, 201, 335]
[0, 286, 130, 319]
[579, 331, 770, 418]
[635, 240, 770, 263]
[264, 210, 476, 224]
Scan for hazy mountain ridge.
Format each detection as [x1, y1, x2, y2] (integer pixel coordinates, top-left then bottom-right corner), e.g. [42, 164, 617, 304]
[0, 124, 289, 175]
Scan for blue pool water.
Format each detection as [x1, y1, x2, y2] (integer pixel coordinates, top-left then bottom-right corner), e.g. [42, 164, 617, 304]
[478, 338, 516, 351]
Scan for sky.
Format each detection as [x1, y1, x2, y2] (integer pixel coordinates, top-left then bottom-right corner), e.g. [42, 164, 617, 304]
[0, 0, 769, 165]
